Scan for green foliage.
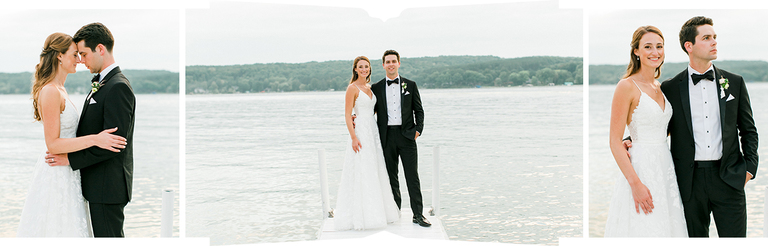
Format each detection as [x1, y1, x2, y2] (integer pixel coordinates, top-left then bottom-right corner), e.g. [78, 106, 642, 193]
[0, 70, 179, 94]
[186, 56, 583, 94]
[589, 60, 768, 84]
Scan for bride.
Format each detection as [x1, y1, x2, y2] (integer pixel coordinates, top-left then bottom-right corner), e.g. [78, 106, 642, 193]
[17, 32, 126, 237]
[604, 26, 687, 237]
[334, 56, 399, 230]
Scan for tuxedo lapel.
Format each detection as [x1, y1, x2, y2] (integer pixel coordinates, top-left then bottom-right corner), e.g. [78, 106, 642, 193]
[78, 94, 90, 128]
[677, 71, 694, 137]
[400, 79, 406, 120]
[377, 80, 388, 119]
[714, 66, 727, 129]
[78, 67, 122, 131]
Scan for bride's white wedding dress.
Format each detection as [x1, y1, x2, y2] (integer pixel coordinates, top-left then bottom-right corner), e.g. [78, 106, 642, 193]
[334, 86, 399, 231]
[605, 82, 687, 237]
[17, 97, 92, 237]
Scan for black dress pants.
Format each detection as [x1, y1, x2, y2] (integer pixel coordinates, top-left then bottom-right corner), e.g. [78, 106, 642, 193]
[384, 126, 423, 216]
[683, 162, 746, 237]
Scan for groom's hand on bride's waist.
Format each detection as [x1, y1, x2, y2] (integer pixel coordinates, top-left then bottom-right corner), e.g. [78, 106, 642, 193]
[45, 151, 70, 167]
[622, 139, 632, 158]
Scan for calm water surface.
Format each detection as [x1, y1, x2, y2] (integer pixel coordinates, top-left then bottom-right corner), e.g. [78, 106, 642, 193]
[589, 83, 768, 237]
[187, 86, 583, 245]
[0, 94, 179, 237]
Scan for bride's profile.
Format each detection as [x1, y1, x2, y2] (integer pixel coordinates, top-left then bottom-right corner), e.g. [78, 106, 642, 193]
[604, 25, 687, 237]
[16, 32, 126, 237]
[333, 56, 399, 230]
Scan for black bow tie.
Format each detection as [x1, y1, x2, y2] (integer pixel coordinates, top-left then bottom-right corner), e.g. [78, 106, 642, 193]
[387, 78, 400, 86]
[691, 70, 714, 85]
[92, 74, 101, 83]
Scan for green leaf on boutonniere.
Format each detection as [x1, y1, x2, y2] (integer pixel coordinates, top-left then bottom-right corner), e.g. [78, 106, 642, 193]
[91, 81, 102, 93]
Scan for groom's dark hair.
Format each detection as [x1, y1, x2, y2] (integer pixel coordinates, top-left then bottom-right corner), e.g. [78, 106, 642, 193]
[382, 50, 400, 63]
[679, 16, 713, 54]
[73, 22, 115, 53]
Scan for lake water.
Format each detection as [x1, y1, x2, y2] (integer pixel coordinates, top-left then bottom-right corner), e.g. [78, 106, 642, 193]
[589, 83, 768, 237]
[0, 94, 179, 237]
[186, 86, 583, 245]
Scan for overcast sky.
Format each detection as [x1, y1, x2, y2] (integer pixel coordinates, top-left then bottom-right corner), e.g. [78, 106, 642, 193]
[590, 9, 768, 65]
[0, 9, 179, 73]
[186, 0, 583, 65]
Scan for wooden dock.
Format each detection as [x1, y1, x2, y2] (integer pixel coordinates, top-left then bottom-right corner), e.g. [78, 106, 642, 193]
[317, 208, 447, 240]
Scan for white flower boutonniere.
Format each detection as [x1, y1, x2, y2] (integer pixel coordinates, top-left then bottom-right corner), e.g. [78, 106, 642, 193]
[718, 77, 729, 98]
[91, 81, 102, 93]
[401, 81, 407, 94]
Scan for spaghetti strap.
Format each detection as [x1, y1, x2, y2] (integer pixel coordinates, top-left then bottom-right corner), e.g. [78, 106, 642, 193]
[353, 84, 362, 91]
[629, 78, 642, 91]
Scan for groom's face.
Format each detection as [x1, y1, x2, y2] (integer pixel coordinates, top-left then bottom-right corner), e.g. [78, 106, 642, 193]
[383, 55, 400, 78]
[76, 40, 103, 74]
[688, 25, 718, 62]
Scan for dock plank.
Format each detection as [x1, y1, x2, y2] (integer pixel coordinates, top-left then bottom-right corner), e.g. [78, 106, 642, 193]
[318, 208, 446, 240]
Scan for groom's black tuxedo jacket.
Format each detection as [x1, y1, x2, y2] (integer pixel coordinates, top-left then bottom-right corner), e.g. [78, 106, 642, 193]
[371, 76, 424, 146]
[70, 67, 135, 205]
[661, 65, 758, 201]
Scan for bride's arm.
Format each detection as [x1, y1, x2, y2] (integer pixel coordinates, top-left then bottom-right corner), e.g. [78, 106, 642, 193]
[609, 79, 653, 214]
[345, 84, 361, 153]
[39, 85, 126, 154]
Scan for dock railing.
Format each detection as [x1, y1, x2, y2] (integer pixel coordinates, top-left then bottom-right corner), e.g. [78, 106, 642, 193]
[161, 189, 175, 237]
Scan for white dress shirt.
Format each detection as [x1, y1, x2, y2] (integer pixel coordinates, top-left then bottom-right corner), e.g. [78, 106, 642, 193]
[99, 63, 118, 83]
[386, 75, 402, 126]
[687, 64, 723, 161]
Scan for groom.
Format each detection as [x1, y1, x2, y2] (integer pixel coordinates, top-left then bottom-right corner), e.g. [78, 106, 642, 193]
[628, 16, 758, 237]
[371, 50, 430, 227]
[47, 22, 136, 237]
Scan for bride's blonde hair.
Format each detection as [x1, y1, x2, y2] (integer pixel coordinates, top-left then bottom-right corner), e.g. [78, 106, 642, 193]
[31, 32, 73, 121]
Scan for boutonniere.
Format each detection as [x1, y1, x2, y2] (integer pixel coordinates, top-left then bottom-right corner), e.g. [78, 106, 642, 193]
[401, 81, 407, 94]
[91, 81, 102, 93]
[718, 76, 729, 98]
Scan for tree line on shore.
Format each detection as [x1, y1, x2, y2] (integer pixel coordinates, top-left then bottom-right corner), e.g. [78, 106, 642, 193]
[590, 60, 768, 84]
[0, 70, 178, 94]
[186, 55, 583, 94]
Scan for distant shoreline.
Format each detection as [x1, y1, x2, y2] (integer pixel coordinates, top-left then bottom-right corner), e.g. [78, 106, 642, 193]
[186, 55, 584, 94]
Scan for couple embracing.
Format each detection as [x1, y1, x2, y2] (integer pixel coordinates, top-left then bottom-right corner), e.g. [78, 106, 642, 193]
[606, 16, 758, 237]
[334, 50, 430, 230]
[17, 23, 135, 237]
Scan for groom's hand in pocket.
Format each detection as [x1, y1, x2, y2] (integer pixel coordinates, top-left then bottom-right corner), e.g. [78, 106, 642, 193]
[45, 152, 70, 167]
[745, 172, 753, 187]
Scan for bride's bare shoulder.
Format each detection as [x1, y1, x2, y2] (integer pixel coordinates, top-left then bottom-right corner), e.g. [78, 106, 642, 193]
[38, 84, 62, 101]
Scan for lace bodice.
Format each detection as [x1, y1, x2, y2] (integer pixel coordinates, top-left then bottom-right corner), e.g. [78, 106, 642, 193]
[628, 89, 672, 144]
[353, 87, 376, 121]
[60, 97, 79, 138]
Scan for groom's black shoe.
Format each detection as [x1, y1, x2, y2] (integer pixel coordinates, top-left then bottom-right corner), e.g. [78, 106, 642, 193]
[413, 214, 431, 227]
